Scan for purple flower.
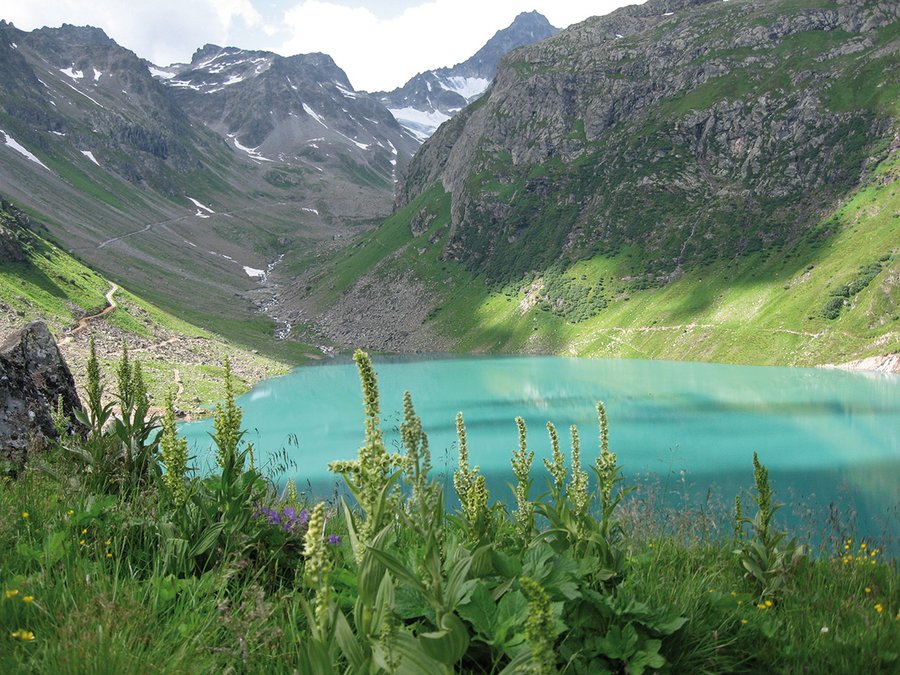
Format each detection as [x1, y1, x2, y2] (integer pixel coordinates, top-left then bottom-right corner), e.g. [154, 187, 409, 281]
[328, 534, 342, 546]
[298, 510, 310, 526]
[283, 507, 297, 521]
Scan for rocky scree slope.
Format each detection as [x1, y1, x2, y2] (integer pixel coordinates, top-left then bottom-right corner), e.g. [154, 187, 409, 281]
[398, 0, 899, 286]
[375, 11, 558, 140]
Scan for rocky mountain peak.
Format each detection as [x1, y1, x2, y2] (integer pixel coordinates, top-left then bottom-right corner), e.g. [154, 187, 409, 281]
[376, 11, 558, 141]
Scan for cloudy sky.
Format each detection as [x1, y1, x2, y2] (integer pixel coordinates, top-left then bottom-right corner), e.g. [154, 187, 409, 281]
[3, 0, 641, 91]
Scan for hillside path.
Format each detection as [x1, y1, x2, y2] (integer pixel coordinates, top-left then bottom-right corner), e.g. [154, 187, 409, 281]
[58, 283, 119, 345]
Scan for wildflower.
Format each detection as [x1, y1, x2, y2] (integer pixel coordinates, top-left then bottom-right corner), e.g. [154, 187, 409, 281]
[757, 603, 767, 610]
[740, 619, 748, 625]
[328, 534, 341, 546]
[81, 528, 87, 535]
[21, 511, 29, 520]
[543, 421, 566, 496]
[160, 391, 189, 506]
[79, 539, 85, 546]
[5, 590, 19, 598]
[865, 587, 872, 594]
[821, 626, 829, 634]
[66, 510, 74, 517]
[22, 596, 33, 603]
[765, 599, 773, 608]
[298, 509, 310, 526]
[106, 553, 112, 559]
[10, 629, 35, 641]
[521, 577, 555, 675]
[875, 603, 884, 614]
[511, 416, 535, 542]
[648, 542, 654, 548]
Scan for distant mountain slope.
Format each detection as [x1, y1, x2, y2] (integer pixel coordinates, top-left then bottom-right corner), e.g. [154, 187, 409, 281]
[291, 0, 899, 366]
[155, 44, 419, 184]
[375, 11, 558, 140]
[0, 21, 409, 354]
[0, 196, 292, 409]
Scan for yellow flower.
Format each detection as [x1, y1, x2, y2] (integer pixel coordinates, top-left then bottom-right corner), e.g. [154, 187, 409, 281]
[78, 539, 85, 546]
[66, 510, 74, 517]
[22, 596, 33, 603]
[21, 511, 29, 520]
[10, 629, 35, 641]
[757, 603, 768, 610]
[765, 599, 773, 608]
[740, 619, 748, 625]
[865, 587, 872, 594]
[104, 539, 111, 546]
[875, 603, 884, 614]
[5, 590, 19, 598]
[105, 552, 112, 559]
[860, 542, 867, 550]
[81, 528, 87, 535]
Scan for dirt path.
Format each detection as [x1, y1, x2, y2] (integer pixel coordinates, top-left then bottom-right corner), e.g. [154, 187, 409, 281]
[58, 283, 119, 345]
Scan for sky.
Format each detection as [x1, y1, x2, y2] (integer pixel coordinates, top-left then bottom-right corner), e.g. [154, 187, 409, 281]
[2, 0, 641, 92]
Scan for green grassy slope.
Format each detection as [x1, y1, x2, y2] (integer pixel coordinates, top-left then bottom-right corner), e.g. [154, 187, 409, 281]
[0, 201, 292, 406]
[308, 149, 899, 366]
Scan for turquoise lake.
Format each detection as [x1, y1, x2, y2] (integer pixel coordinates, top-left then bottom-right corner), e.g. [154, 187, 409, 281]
[180, 355, 900, 544]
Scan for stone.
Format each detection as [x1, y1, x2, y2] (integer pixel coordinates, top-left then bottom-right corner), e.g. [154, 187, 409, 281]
[0, 321, 83, 468]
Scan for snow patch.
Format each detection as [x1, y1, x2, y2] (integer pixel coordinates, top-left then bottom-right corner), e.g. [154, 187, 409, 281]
[60, 66, 84, 80]
[80, 150, 100, 166]
[93, 68, 102, 81]
[195, 210, 210, 219]
[61, 80, 106, 108]
[229, 135, 273, 162]
[49, 130, 66, 136]
[336, 83, 357, 99]
[0, 129, 51, 171]
[440, 76, 490, 100]
[188, 197, 215, 213]
[243, 266, 266, 279]
[148, 65, 175, 79]
[302, 103, 328, 128]
[301, 207, 319, 215]
[388, 107, 451, 140]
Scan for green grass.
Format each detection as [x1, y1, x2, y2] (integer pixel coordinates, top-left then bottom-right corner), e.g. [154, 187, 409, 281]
[0, 357, 896, 673]
[307, 148, 899, 366]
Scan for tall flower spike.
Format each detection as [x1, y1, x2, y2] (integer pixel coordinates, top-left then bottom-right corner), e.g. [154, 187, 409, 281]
[86, 336, 102, 421]
[303, 502, 332, 625]
[160, 391, 188, 506]
[453, 411, 473, 507]
[568, 425, 589, 517]
[543, 422, 566, 496]
[511, 416, 534, 542]
[521, 577, 556, 675]
[595, 401, 617, 506]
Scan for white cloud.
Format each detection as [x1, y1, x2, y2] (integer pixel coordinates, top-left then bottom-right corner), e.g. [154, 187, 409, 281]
[2, 0, 641, 88]
[276, 0, 639, 91]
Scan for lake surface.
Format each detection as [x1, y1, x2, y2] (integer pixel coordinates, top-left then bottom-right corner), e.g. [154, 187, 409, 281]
[180, 355, 900, 544]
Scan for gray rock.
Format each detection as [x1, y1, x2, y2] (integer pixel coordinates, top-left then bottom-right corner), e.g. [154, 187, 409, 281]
[0, 321, 83, 468]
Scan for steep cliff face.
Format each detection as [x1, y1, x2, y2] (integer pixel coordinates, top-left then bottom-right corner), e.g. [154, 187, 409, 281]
[398, 0, 899, 284]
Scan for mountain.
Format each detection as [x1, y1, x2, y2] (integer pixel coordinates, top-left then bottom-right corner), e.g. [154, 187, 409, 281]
[0, 194, 293, 409]
[0, 21, 413, 356]
[292, 0, 899, 366]
[375, 11, 558, 140]
[154, 44, 419, 185]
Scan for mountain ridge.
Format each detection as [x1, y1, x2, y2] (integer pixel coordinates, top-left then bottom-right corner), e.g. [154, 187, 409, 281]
[374, 11, 558, 140]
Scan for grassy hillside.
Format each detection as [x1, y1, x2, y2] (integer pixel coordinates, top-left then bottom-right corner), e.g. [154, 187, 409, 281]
[0, 200, 294, 409]
[306, 148, 899, 366]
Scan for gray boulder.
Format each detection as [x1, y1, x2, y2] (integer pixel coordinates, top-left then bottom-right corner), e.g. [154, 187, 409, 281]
[0, 321, 82, 467]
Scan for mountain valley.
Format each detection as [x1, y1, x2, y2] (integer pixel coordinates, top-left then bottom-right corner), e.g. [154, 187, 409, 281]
[0, 0, 898, 379]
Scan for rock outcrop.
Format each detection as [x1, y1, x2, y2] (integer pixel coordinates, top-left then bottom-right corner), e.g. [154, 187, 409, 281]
[397, 0, 899, 283]
[0, 321, 82, 467]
